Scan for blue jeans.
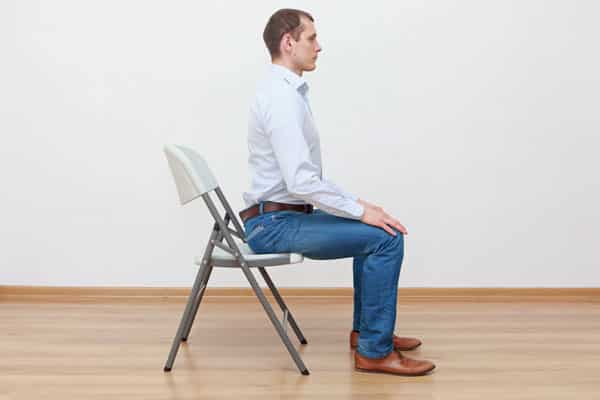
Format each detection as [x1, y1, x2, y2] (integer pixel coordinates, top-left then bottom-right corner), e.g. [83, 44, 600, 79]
[243, 205, 405, 359]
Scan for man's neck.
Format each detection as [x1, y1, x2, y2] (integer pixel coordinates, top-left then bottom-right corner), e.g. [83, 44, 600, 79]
[272, 59, 303, 77]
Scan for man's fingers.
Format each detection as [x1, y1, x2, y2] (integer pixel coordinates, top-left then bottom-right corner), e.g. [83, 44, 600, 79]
[384, 218, 408, 235]
[380, 223, 397, 236]
[368, 209, 406, 236]
[397, 223, 408, 234]
[381, 212, 408, 235]
[393, 221, 407, 235]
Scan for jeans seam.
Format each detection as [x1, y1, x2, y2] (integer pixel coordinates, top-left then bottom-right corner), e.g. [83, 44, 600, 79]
[245, 224, 265, 242]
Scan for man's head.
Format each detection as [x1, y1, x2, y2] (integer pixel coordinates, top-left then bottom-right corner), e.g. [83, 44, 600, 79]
[263, 9, 322, 74]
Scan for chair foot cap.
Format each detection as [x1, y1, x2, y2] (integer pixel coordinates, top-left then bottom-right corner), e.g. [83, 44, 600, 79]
[300, 339, 308, 345]
[301, 369, 310, 375]
[164, 367, 172, 372]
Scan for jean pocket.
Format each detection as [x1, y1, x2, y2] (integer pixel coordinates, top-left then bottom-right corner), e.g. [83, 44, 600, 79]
[247, 215, 294, 253]
[245, 224, 265, 242]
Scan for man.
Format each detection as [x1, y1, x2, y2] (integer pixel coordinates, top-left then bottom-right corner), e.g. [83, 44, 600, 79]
[239, 8, 436, 376]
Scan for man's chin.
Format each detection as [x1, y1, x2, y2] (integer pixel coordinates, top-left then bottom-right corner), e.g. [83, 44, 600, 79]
[305, 63, 317, 71]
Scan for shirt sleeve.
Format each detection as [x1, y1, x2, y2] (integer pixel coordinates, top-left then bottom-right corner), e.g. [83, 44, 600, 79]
[263, 91, 364, 220]
[322, 177, 359, 201]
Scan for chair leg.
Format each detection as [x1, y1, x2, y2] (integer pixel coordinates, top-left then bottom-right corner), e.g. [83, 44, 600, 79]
[200, 193, 308, 374]
[163, 263, 208, 372]
[181, 265, 213, 341]
[242, 266, 310, 375]
[179, 222, 219, 343]
[258, 267, 308, 345]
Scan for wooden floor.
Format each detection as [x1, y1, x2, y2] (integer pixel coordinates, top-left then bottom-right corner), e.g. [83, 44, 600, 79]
[2, 295, 600, 399]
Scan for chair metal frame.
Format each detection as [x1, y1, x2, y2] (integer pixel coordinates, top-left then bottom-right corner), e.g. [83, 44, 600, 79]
[163, 144, 309, 375]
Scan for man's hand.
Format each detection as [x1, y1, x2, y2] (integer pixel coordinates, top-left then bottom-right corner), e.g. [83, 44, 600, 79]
[357, 198, 408, 236]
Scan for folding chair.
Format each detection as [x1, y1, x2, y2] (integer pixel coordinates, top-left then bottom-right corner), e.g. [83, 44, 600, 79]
[162, 144, 309, 375]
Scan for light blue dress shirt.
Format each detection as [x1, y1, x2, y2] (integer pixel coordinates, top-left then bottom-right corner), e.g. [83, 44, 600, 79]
[243, 64, 364, 220]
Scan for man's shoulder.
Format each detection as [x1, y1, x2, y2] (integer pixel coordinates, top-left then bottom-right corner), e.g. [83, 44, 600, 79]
[253, 77, 302, 112]
[255, 75, 292, 96]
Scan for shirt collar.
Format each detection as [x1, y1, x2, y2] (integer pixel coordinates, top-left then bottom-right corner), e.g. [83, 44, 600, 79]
[271, 63, 309, 95]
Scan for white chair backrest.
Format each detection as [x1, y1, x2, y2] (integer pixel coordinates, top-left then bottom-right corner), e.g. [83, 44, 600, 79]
[164, 144, 219, 205]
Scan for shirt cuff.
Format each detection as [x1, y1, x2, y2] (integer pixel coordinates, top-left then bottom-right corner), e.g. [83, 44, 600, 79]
[348, 201, 365, 220]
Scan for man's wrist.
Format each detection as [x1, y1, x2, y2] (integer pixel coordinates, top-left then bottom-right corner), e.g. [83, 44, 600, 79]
[357, 203, 366, 220]
[357, 198, 371, 209]
[349, 200, 365, 220]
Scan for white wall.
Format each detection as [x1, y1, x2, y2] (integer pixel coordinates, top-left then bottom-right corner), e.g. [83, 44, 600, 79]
[1, 0, 598, 287]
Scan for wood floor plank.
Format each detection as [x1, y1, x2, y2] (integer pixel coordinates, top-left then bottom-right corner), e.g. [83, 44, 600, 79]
[1, 298, 600, 399]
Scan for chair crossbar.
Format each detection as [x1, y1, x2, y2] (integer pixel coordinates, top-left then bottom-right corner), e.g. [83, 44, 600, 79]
[212, 240, 236, 255]
[227, 228, 243, 240]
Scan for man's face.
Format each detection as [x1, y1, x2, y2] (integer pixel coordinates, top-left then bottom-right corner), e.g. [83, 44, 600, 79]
[287, 17, 322, 72]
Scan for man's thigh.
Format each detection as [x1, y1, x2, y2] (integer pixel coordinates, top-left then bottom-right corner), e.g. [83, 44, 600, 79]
[287, 210, 400, 260]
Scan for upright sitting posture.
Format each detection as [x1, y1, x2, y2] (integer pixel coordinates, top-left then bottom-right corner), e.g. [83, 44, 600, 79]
[239, 8, 436, 376]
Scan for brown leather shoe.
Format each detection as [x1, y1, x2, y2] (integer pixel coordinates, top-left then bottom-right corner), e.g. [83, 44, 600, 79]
[355, 351, 435, 376]
[350, 330, 422, 351]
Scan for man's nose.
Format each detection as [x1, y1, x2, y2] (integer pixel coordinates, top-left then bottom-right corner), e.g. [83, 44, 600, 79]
[316, 41, 322, 52]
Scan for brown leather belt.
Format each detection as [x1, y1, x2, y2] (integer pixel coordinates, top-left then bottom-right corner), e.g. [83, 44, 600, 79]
[239, 201, 314, 223]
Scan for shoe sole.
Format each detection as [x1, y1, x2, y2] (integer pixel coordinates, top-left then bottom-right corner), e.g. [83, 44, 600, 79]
[354, 364, 436, 376]
[350, 343, 422, 351]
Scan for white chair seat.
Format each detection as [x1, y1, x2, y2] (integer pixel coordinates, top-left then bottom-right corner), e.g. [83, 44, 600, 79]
[195, 242, 304, 268]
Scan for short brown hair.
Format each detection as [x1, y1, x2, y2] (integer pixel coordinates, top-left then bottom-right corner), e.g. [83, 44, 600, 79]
[263, 9, 314, 59]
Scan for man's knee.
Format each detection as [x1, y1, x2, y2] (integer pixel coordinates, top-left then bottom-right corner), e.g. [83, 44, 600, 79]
[373, 227, 404, 255]
[389, 230, 404, 254]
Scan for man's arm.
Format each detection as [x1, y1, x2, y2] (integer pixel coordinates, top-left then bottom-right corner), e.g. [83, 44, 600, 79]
[322, 178, 359, 201]
[264, 91, 407, 235]
[264, 92, 364, 220]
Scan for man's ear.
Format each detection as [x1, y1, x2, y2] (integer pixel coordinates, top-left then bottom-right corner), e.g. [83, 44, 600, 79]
[281, 33, 292, 53]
